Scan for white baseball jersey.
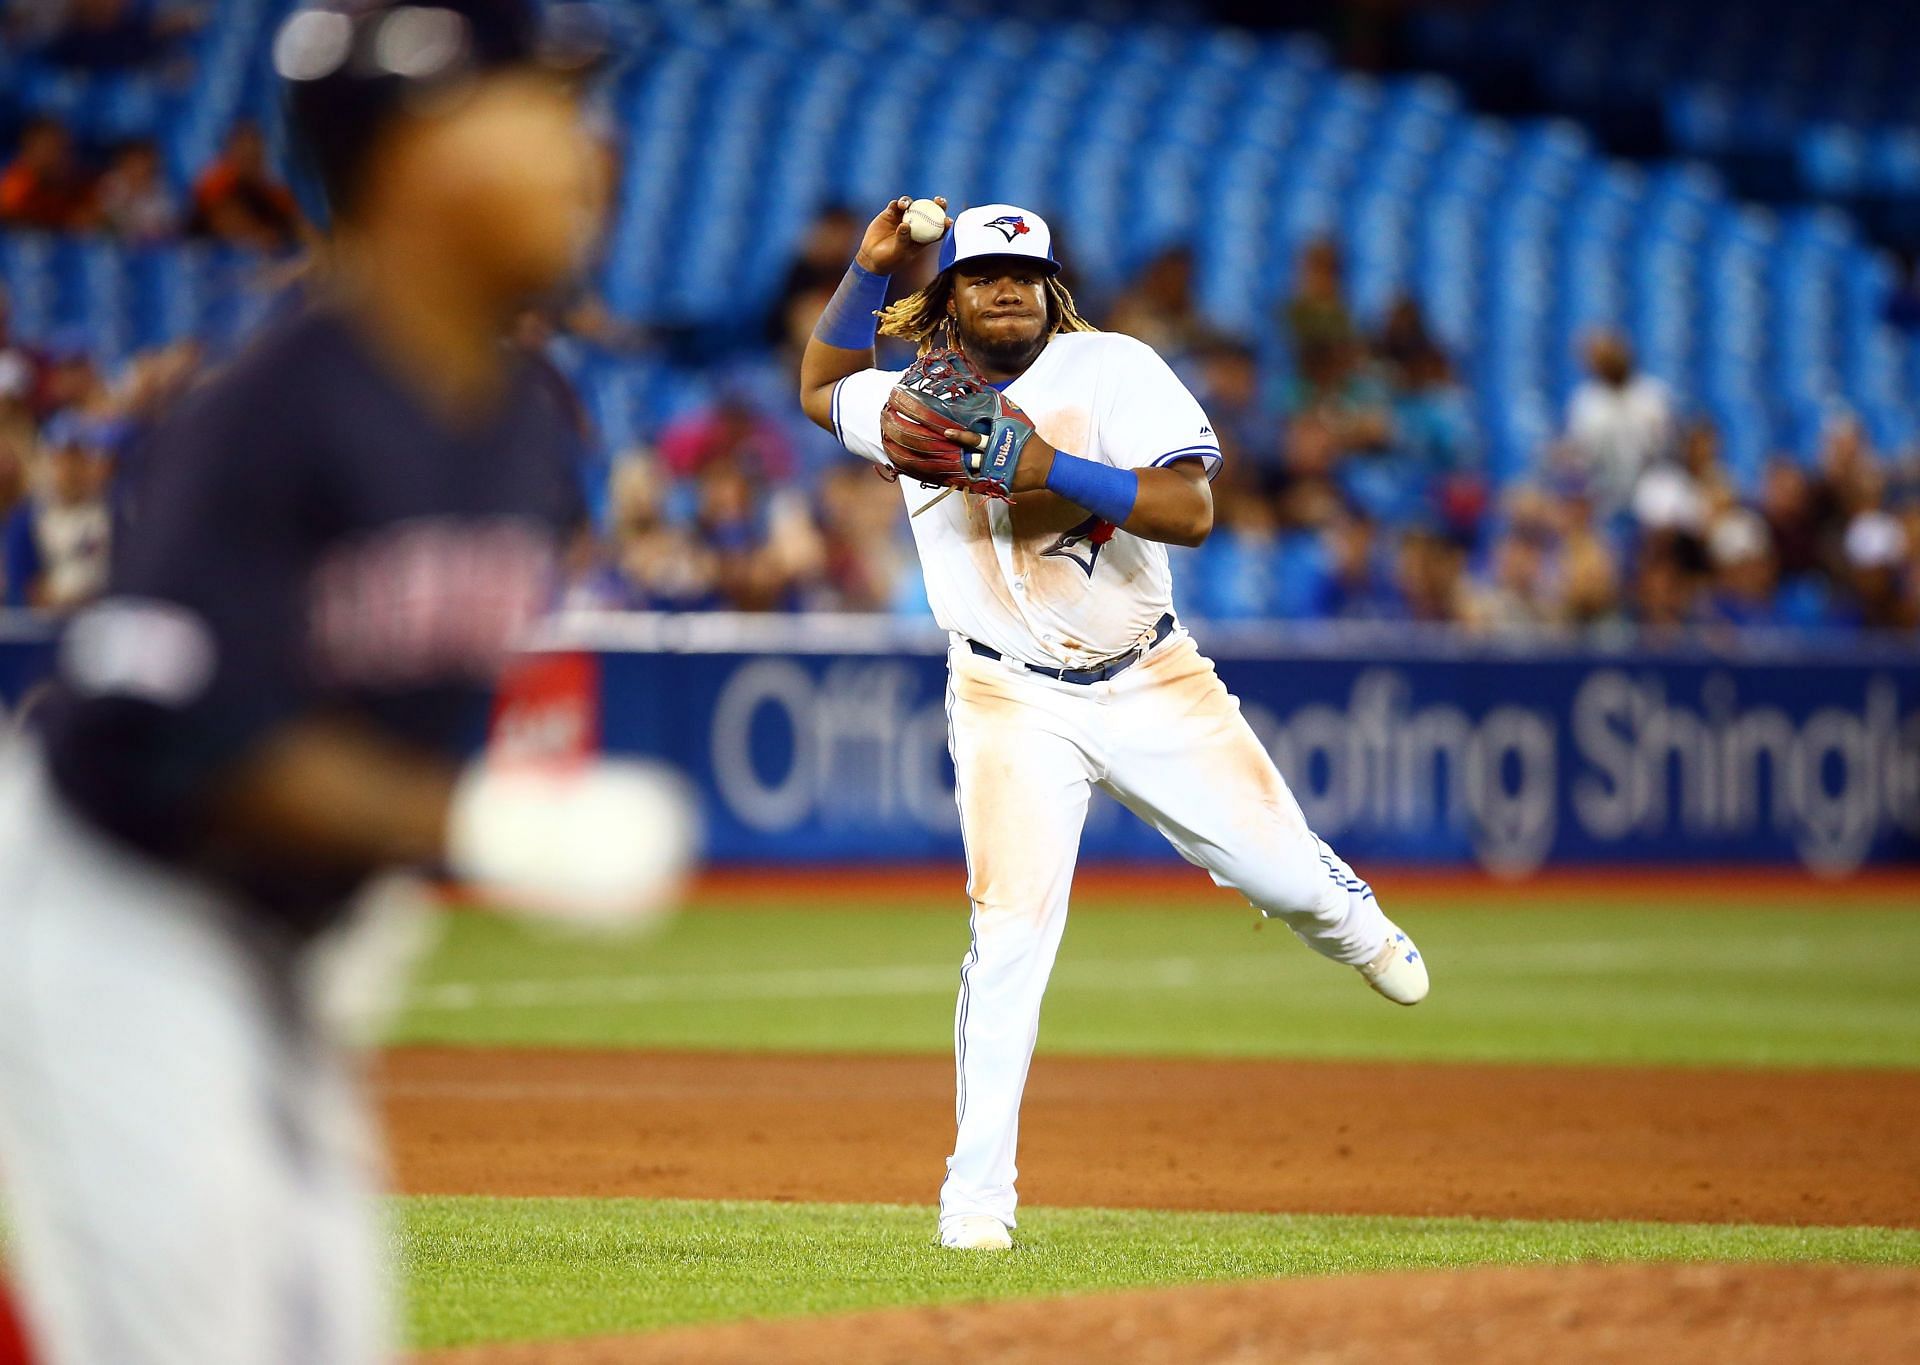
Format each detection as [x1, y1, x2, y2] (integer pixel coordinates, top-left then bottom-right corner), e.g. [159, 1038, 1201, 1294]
[831, 331, 1220, 669]
[822, 322, 1418, 1243]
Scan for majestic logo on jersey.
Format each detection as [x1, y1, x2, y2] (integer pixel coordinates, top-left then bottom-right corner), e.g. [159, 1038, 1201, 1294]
[1041, 515, 1117, 578]
[983, 215, 1031, 243]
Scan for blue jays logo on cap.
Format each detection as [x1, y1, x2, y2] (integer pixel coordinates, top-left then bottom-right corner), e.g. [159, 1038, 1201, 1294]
[939, 203, 1060, 275]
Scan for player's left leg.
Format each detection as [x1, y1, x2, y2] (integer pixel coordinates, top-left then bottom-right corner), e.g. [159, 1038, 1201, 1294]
[1096, 635, 1427, 1003]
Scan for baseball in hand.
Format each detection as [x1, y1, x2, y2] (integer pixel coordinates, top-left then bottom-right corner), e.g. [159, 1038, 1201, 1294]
[904, 198, 948, 245]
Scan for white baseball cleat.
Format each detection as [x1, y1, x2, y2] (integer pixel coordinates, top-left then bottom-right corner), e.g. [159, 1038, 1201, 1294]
[1358, 929, 1428, 1005]
[939, 1215, 1013, 1251]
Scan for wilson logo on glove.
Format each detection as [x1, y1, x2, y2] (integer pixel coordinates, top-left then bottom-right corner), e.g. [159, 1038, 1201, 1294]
[880, 348, 1035, 500]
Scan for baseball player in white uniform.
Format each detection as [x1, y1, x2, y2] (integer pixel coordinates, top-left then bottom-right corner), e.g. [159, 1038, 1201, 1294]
[799, 199, 1430, 1252]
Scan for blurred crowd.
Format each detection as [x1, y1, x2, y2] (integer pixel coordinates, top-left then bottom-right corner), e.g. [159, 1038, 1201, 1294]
[2, 115, 308, 250]
[2, 175, 1917, 635]
[1164, 238, 1920, 636]
[0, 293, 200, 611]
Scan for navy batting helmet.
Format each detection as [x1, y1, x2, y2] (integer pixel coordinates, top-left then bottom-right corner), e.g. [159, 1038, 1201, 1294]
[275, 0, 611, 216]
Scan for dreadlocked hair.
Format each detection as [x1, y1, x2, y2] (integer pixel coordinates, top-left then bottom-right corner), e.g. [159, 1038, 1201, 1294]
[875, 271, 1098, 355]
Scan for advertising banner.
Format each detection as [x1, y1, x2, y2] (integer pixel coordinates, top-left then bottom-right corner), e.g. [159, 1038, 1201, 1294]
[6, 612, 1917, 874]
[556, 616, 1920, 876]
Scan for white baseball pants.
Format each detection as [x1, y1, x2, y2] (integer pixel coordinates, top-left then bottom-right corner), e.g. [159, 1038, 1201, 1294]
[0, 744, 391, 1365]
[938, 630, 1395, 1228]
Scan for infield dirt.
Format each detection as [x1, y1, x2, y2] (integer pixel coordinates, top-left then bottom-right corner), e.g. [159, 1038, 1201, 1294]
[392, 1047, 1919, 1362]
[382, 1046, 1920, 1227]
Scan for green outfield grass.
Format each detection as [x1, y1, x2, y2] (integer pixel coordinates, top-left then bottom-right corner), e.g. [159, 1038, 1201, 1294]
[398, 1195, 1920, 1350]
[389, 892, 1920, 1067]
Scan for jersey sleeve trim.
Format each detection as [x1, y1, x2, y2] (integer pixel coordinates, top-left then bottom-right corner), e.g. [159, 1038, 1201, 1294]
[1151, 445, 1224, 480]
[830, 376, 846, 446]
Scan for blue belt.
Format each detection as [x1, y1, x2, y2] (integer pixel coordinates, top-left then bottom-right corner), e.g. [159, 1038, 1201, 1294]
[968, 612, 1176, 685]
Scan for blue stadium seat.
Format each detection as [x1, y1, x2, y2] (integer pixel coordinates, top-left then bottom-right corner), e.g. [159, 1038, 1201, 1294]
[3, 0, 1914, 523]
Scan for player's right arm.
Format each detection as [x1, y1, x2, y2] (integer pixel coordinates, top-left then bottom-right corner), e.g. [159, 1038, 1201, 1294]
[798, 196, 947, 433]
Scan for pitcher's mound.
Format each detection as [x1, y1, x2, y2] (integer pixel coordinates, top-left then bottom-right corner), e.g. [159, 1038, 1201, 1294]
[421, 1262, 1920, 1364]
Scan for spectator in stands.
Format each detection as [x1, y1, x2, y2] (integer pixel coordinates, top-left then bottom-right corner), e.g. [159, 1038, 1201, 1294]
[1631, 460, 1708, 544]
[1628, 538, 1703, 639]
[0, 116, 99, 231]
[1658, 419, 1736, 523]
[1393, 524, 1469, 625]
[1191, 338, 1276, 478]
[1, 413, 112, 613]
[1896, 494, 1920, 592]
[1283, 237, 1357, 366]
[1317, 510, 1400, 620]
[1558, 527, 1624, 630]
[95, 138, 181, 242]
[1702, 509, 1783, 629]
[1376, 295, 1440, 382]
[1108, 246, 1209, 360]
[0, 289, 43, 442]
[1376, 295, 1481, 529]
[1758, 456, 1821, 580]
[693, 457, 823, 612]
[813, 462, 916, 612]
[190, 121, 305, 252]
[1183, 474, 1286, 620]
[0, 431, 25, 540]
[1273, 409, 1345, 529]
[658, 387, 797, 484]
[28, 330, 107, 425]
[1464, 519, 1557, 632]
[0, 428, 25, 611]
[1563, 329, 1675, 514]
[1295, 339, 1394, 449]
[1808, 412, 1885, 563]
[1840, 511, 1918, 631]
[593, 453, 721, 611]
[36, 0, 200, 69]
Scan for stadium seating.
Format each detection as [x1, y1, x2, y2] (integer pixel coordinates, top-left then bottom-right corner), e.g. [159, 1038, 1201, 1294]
[3, 0, 1917, 496]
[1409, 0, 1920, 241]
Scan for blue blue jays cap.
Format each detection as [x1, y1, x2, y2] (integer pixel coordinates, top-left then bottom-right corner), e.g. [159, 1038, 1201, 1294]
[938, 204, 1060, 276]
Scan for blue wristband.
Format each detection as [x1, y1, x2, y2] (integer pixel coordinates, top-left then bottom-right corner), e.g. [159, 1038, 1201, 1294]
[1044, 451, 1138, 527]
[813, 261, 889, 350]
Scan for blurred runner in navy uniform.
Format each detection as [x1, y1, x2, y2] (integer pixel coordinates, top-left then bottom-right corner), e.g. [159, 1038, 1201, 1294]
[0, 5, 691, 1363]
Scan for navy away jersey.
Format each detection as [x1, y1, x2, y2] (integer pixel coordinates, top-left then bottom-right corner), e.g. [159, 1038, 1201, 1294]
[41, 304, 585, 937]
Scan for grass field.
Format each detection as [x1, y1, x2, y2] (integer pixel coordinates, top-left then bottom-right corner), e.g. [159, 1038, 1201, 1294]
[393, 887, 1920, 1067]
[401, 1197, 1920, 1350]
[381, 878, 1920, 1356]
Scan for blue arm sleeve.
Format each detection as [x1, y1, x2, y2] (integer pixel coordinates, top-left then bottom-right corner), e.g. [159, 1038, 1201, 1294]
[813, 262, 890, 351]
[1044, 450, 1139, 527]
